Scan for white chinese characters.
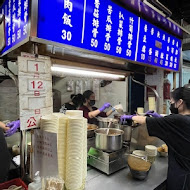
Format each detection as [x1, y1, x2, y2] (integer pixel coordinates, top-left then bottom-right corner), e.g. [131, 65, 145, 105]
[91, 0, 100, 48]
[62, 0, 73, 41]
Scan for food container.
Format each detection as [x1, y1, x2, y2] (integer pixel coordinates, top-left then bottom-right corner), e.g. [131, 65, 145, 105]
[157, 151, 168, 157]
[87, 124, 98, 138]
[128, 154, 151, 180]
[122, 125, 132, 142]
[157, 144, 168, 157]
[97, 117, 119, 129]
[132, 150, 147, 160]
[129, 167, 150, 180]
[145, 145, 157, 164]
[0, 178, 28, 189]
[95, 128, 124, 152]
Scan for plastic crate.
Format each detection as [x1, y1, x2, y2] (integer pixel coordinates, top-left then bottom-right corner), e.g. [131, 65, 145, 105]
[0, 178, 28, 189]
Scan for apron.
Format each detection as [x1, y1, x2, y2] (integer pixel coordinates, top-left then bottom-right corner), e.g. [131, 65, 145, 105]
[167, 151, 190, 190]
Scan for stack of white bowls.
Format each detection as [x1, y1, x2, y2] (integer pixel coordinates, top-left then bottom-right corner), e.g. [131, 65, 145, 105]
[56, 114, 68, 181]
[40, 111, 87, 190]
[65, 110, 83, 117]
[65, 118, 84, 190]
[145, 145, 157, 164]
[40, 114, 59, 133]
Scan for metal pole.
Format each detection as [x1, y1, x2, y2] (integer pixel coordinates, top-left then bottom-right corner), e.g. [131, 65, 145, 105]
[179, 19, 183, 87]
[20, 130, 27, 179]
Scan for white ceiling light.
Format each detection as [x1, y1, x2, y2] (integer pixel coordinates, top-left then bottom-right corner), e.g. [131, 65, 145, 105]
[51, 65, 126, 80]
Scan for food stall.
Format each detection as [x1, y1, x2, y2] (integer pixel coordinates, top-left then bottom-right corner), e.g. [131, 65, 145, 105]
[0, 0, 188, 189]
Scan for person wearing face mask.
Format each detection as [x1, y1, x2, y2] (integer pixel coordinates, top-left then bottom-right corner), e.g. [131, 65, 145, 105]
[79, 90, 115, 125]
[120, 87, 190, 190]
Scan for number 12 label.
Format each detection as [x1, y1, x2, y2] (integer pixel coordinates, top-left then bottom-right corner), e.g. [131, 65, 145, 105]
[28, 80, 45, 91]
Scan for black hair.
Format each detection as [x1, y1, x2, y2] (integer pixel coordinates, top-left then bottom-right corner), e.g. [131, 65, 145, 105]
[82, 90, 94, 103]
[71, 94, 84, 108]
[171, 87, 190, 109]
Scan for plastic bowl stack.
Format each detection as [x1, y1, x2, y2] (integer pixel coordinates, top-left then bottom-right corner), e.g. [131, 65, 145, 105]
[40, 112, 87, 190]
[145, 145, 157, 164]
[65, 118, 84, 190]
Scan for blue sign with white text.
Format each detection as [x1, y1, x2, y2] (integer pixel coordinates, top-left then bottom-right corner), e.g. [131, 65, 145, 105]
[0, 0, 29, 55]
[37, 0, 181, 71]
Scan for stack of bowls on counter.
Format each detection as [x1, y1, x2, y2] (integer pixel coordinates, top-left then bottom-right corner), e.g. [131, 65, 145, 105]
[145, 145, 157, 164]
[40, 110, 87, 190]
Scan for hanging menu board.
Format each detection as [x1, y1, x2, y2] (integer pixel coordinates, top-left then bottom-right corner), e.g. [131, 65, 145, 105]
[0, 0, 29, 55]
[37, 0, 181, 71]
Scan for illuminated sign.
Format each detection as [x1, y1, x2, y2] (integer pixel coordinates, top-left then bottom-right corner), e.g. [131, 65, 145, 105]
[0, 0, 29, 55]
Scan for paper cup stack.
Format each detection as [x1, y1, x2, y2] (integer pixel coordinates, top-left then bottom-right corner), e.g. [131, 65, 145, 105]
[145, 145, 157, 164]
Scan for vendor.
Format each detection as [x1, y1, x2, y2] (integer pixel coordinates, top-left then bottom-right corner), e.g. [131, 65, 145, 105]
[79, 90, 115, 125]
[121, 87, 190, 190]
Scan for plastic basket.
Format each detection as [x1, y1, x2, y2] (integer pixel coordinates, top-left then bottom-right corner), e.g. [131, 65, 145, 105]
[0, 178, 28, 189]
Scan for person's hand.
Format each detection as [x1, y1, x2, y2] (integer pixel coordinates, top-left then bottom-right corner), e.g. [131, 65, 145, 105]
[120, 114, 134, 123]
[99, 103, 111, 112]
[5, 120, 20, 137]
[145, 110, 162, 118]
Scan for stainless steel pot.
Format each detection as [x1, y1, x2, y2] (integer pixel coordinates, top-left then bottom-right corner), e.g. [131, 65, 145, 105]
[97, 117, 119, 128]
[95, 128, 124, 152]
[122, 125, 132, 142]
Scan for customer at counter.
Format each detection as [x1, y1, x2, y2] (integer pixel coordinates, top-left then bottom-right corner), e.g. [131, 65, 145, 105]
[79, 90, 115, 125]
[121, 87, 190, 190]
[0, 120, 20, 182]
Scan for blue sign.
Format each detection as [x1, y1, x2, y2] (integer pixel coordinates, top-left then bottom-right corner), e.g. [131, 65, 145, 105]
[37, 0, 181, 71]
[136, 19, 181, 70]
[0, 0, 29, 55]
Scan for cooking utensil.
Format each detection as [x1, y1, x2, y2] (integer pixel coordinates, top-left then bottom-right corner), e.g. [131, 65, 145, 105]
[95, 128, 124, 152]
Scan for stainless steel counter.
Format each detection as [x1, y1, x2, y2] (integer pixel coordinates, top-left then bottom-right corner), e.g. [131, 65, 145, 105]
[85, 157, 168, 190]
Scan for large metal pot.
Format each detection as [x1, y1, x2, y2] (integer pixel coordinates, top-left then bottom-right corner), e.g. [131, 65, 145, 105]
[95, 128, 124, 152]
[97, 117, 119, 128]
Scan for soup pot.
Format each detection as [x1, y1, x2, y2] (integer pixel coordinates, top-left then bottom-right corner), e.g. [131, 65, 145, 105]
[95, 128, 124, 152]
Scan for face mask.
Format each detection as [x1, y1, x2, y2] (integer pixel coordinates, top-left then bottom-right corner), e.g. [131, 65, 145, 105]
[170, 103, 179, 114]
[89, 100, 95, 106]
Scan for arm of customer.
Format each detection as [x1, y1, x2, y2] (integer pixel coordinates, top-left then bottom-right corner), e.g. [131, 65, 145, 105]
[0, 121, 10, 132]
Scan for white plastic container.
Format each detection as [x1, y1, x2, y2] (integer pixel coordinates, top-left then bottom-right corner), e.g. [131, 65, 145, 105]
[28, 171, 42, 190]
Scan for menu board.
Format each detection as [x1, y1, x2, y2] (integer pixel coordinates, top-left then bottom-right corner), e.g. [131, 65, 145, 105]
[37, 0, 181, 71]
[0, 0, 29, 54]
[136, 19, 181, 70]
